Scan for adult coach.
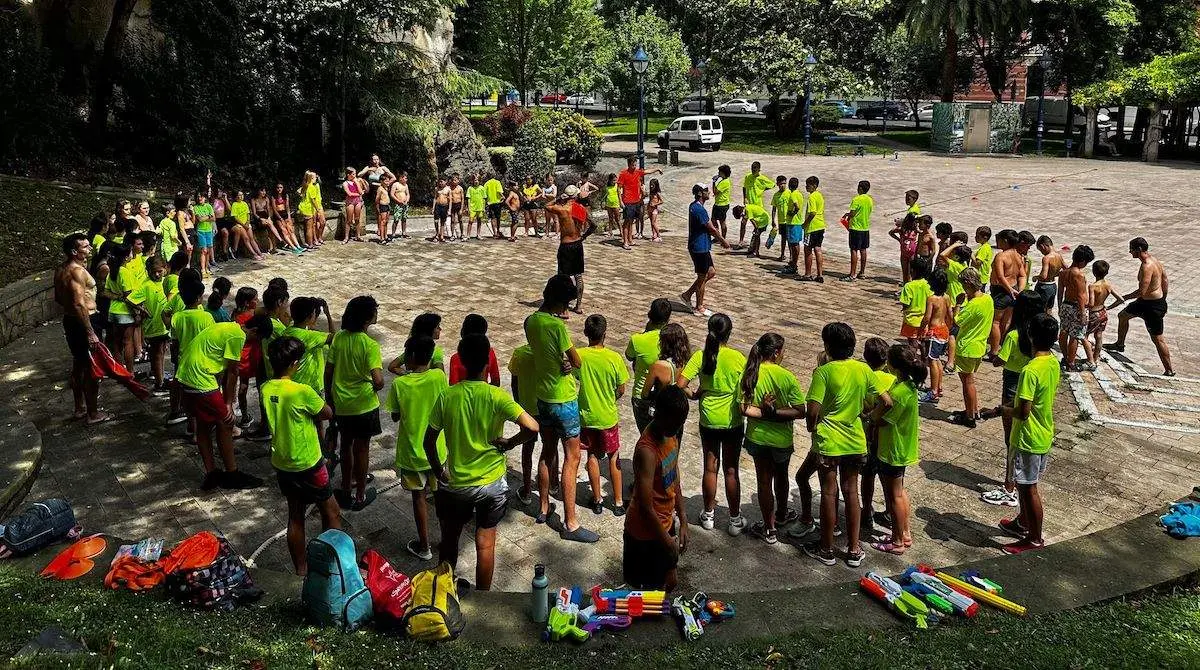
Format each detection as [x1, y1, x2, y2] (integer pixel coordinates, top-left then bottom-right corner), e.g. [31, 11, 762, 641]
[616, 156, 661, 251]
[681, 183, 730, 317]
[1105, 237, 1174, 376]
[54, 234, 107, 424]
[359, 154, 394, 219]
[545, 185, 592, 314]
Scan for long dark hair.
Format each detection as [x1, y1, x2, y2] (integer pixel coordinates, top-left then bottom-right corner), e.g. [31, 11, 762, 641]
[341, 295, 378, 332]
[1010, 290, 1046, 358]
[741, 333, 785, 404]
[888, 344, 928, 387]
[658, 323, 691, 368]
[701, 313, 732, 376]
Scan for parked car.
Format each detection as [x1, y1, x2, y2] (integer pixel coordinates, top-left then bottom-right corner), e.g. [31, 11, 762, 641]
[819, 100, 854, 118]
[912, 104, 935, 123]
[539, 93, 568, 104]
[761, 98, 797, 120]
[565, 94, 595, 106]
[657, 115, 724, 151]
[1022, 97, 1110, 130]
[716, 98, 758, 114]
[677, 95, 712, 113]
[854, 101, 907, 120]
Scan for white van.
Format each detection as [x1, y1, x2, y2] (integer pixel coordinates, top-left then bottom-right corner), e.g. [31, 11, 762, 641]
[656, 115, 723, 151]
[1023, 98, 1110, 130]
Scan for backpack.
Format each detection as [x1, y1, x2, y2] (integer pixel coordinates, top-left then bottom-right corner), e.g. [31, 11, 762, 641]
[404, 562, 465, 641]
[301, 529, 372, 630]
[0, 499, 77, 558]
[361, 549, 413, 629]
[165, 536, 263, 611]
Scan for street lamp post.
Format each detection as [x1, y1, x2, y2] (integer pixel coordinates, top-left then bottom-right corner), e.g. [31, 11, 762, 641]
[697, 59, 708, 115]
[1036, 53, 1049, 156]
[631, 46, 650, 170]
[803, 54, 817, 154]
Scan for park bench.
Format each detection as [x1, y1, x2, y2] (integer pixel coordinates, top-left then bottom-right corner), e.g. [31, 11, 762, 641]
[825, 134, 865, 156]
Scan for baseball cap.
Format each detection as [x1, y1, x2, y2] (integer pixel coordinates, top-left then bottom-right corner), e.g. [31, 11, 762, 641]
[692, 183, 709, 196]
[565, 184, 580, 197]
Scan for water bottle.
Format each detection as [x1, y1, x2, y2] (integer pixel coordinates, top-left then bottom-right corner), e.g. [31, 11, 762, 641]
[531, 564, 550, 623]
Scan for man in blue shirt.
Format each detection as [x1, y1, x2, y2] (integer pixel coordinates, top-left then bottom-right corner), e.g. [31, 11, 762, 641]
[681, 183, 730, 317]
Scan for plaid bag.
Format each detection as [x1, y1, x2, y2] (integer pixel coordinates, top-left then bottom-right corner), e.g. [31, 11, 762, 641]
[165, 538, 263, 611]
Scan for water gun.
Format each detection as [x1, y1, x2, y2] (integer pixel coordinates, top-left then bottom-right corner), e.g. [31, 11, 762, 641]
[860, 572, 934, 629]
[960, 570, 1003, 595]
[582, 613, 633, 634]
[766, 226, 777, 248]
[693, 592, 735, 625]
[671, 595, 704, 641]
[903, 583, 954, 616]
[903, 567, 979, 618]
[590, 585, 668, 617]
[916, 565, 1027, 617]
[544, 586, 590, 643]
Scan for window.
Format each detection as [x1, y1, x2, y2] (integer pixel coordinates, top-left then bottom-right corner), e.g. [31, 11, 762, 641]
[698, 119, 711, 130]
[712, 118, 723, 130]
[680, 120, 698, 131]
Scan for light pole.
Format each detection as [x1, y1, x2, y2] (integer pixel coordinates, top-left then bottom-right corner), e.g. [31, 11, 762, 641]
[631, 46, 650, 170]
[697, 59, 708, 114]
[1036, 53, 1049, 155]
[803, 54, 817, 154]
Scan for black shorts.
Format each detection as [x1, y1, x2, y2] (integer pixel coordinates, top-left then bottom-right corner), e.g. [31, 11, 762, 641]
[487, 203, 503, 219]
[744, 440, 793, 465]
[849, 229, 870, 251]
[867, 455, 906, 479]
[337, 408, 382, 440]
[990, 285, 1016, 311]
[378, 203, 391, 214]
[276, 460, 333, 505]
[522, 201, 542, 211]
[699, 423, 744, 445]
[434, 479, 508, 529]
[690, 251, 713, 275]
[1035, 282, 1057, 310]
[433, 204, 449, 220]
[631, 397, 653, 433]
[805, 229, 825, 248]
[63, 315, 98, 363]
[623, 530, 677, 589]
[215, 216, 237, 231]
[1123, 297, 1168, 337]
[711, 204, 730, 221]
[557, 240, 585, 276]
[186, 229, 198, 245]
[1002, 369, 1020, 404]
[450, 202, 462, 213]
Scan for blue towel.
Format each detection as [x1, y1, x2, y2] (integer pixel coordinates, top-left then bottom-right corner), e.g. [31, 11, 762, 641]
[1160, 502, 1200, 538]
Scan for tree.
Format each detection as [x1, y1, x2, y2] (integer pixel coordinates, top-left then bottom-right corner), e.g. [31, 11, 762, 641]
[478, 0, 602, 105]
[539, 0, 614, 102]
[602, 8, 690, 113]
[870, 28, 974, 127]
[902, 0, 1029, 102]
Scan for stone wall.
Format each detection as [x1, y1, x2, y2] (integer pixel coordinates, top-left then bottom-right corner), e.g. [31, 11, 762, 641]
[0, 271, 60, 350]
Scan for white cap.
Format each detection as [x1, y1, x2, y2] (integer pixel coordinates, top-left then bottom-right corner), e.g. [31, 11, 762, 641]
[693, 182, 709, 191]
[565, 184, 580, 197]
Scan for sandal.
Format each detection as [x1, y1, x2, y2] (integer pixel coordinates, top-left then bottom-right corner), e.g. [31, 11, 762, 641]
[870, 540, 908, 555]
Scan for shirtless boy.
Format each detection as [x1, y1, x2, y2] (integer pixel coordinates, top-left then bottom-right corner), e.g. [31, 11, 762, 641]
[388, 172, 410, 240]
[921, 269, 952, 403]
[988, 230, 1027, 358]
[432, 177, 450, 243]
[449, 174, 465, 241]
[373, 174, 392, 243]
[1105, 237, 1174, 376]
[1034, 235, 1064, 312]
[914, 216, 936, 269]
[504, 181, 522, 241]
[1085, 261, 1123, 368]
[54, 234, 107, 424]
[545, 186, 592, 314]
[1058, 245, 1094, 371]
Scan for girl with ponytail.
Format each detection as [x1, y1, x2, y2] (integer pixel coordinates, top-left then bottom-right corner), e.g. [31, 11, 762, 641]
[869, 344, 927, 555]
[739, 333, 806, 544]
[640, 323, 691, 413]
[678, 313, 747, 535]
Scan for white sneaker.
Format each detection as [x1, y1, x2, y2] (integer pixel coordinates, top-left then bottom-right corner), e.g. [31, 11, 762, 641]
[981, 488, 1019, 507]
[727, 515, 747, 536]
[699, 510, 715, 530]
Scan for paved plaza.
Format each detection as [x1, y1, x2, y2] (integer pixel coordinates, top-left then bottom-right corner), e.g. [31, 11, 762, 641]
[4, 149, 1200, 594]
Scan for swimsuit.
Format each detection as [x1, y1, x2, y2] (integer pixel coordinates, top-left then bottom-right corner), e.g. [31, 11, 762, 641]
[344, 181, 363, 207]
[1087, 308, 1108, 335]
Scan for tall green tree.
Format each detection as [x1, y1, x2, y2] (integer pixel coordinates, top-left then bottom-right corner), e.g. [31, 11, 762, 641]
[601, 8, 690, 113]
[902, 0, 1029, 102]
[477, 0, 602, 105]
[869, 28, 974, 127]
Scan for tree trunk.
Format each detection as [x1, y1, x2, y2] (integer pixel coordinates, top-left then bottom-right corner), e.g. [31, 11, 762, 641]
[1115, 105, 1126, 141]
[1083, 107, 1096, 158]
[940, 18, 958, 102]
[1142, 103, 1162, 162]
[86, 0, 138, 145]
[1063, 84, 1074, 156]
[1131, 107, 1149, 144]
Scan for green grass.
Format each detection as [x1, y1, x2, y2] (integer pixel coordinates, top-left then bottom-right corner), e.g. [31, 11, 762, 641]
[592, 114, 674, 136]
[4, 562, 1200, 669]
[880, 131, 932, 150]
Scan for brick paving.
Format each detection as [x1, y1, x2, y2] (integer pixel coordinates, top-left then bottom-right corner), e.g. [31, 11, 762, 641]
[3, 148, 1199, 594]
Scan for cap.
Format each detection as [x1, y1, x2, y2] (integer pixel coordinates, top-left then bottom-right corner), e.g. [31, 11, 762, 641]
[564, 184, 580, 197]
[692, 183, 709, 197]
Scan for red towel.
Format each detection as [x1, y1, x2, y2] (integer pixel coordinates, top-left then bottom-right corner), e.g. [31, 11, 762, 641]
[89, 342, 151, 401]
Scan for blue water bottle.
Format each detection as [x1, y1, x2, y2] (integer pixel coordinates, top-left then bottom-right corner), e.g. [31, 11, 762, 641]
[531, 564, 550, 623]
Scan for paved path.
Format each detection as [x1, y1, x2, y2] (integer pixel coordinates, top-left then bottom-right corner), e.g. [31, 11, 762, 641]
[4, 149, 1199, 594]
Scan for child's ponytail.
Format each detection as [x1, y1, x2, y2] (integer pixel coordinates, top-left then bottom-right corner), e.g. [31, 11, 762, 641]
[742, 333, 785, 404]
[888, 344, 928, 388]
[701, 313, 733, 376]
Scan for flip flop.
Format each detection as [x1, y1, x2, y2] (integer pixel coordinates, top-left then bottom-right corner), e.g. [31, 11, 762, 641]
[86, 412, 115, 426]
[870, 540, 907, 555]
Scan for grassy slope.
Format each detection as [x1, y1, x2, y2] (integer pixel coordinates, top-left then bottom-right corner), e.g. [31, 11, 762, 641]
[2, 562, 1200, 670]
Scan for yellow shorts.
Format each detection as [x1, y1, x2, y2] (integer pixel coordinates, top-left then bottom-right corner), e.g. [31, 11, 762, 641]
[956, 356, 982, 374]
[399, 468, 439, 492]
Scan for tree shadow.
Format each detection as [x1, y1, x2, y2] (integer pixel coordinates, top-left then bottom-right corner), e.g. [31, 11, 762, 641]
[914, 506, 1005, 549]
[918, 459, 1002, 492]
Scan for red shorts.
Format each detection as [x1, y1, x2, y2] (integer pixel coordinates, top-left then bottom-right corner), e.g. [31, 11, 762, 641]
[581, 426, 620, 457]
[182, 388, 229, 424]
[238, 342, 261, 378]
[900, 323, 923, 339]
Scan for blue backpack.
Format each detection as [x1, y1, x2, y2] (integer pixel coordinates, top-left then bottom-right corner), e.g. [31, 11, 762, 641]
[301, 529, 372, 630]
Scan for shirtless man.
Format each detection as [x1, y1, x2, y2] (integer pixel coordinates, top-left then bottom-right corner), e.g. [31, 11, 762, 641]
[449, 174, 465, 241]
[1106, 237, 1174, 376]
[545, 185, 592, 314]
[1034, 235, 1065, 313]
[388, 172, 410, 240]
[54, 234, 107, 424]
[988, 229, 1027, 357]
[1058, 245, 1094, 371]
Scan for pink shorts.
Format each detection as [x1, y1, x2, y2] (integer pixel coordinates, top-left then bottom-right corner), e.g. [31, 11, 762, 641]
[581, 426, 620, 457]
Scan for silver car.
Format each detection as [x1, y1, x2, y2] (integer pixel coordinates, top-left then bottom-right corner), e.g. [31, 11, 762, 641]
[716, 98, 758, 114]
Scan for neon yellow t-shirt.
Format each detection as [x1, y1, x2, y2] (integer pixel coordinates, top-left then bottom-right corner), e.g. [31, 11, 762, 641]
[385, 368, 449, 471]
[742, 173, 774, 206]
[955, 294, 995, 359]
[128, 278, 168, 339]
[577, 346, 630, 430]
[158, 217, 179, 259]
[908, 203, 921, 216]
[605, 186, 619, 208]
[805, 190, 826, 232]
[328, 330, 382, 416]
[744, 204, 769, 230]
[681, 346, 747, 429]
[170, 307, 215, 353]
[850, 193, 874, 231]
[263, 378, 326, 472]
[975, 243, 994, 285]
[261, 317, 288, 379]
[878, 380, 920, 467]
[297, 185, 318, 216]
[808, 359, 878, 456]
[998, 329, 1030, 373]
[1011, 354, 1060, 455]
[105, 265, 137, 316]
[230, 201, 250, 225]
[282, 326, 330, 393]
[523, 185, 540, 201]
[899, 279, 931, 328]
[625, 329, 661, 399]
[786, 189, 805, 225]
[507, 345, 538, 415]
[484, 179, 504, 205]
[193, 203, 215, 232]
[467, 185, 487, 213]
[176, 322, 245, 392]
[523, 311, 578, 403]
[163, 274, 179, 301]
[713, 178, 732, 207]
[429, 381, 523, 488]
[744, 362, 806, 448]
[946, 258, 967, 306]
[770, 190, 787, 222]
